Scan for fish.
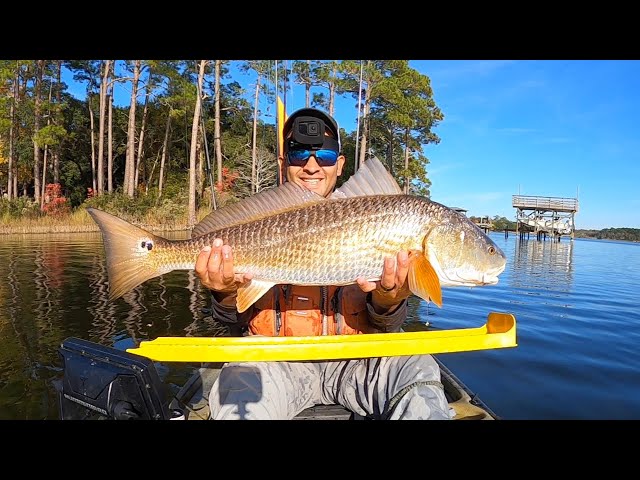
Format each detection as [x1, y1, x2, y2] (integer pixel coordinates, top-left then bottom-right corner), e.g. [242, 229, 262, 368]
[87, 156, 506, 313]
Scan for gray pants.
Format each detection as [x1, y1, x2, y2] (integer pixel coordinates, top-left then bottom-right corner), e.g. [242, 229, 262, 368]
[208, 355, 451, 420]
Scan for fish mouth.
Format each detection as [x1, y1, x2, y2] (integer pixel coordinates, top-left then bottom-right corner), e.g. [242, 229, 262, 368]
[437, 265, 505, 287]
[481, 274, 500, 285]
[479, 264, 506, 285]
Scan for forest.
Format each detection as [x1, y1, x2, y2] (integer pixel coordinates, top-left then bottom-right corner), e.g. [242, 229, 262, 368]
[574, 228, 640, 242]
[0, 60, 442, 230]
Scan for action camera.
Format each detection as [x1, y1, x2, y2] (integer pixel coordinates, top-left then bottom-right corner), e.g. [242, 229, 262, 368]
[291, 116, 325, 148]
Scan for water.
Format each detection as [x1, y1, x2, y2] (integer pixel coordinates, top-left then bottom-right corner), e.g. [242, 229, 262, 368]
[0, 231, 639, 420]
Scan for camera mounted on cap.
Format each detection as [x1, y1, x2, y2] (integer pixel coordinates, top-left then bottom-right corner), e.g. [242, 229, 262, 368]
[288, 116, 340, 152]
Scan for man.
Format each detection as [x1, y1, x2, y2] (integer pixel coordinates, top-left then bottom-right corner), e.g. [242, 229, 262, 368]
[195, 108, 451, 420]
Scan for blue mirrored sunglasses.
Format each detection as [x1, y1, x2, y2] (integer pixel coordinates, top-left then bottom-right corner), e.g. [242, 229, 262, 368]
[285, 149, 339, 167]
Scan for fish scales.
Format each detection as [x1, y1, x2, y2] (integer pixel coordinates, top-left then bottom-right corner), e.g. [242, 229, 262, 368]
[156, 195, 441, 286]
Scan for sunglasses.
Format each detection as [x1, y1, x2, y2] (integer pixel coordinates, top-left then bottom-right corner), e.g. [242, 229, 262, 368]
[285, 149, 339, 167]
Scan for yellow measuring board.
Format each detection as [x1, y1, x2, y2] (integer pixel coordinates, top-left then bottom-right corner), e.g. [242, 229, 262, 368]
[128, 312, 516, 363]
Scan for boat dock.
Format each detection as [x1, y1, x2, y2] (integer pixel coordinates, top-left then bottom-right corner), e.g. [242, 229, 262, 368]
[475, 215, 493, 233]
[452, 207, 493, 233]
[512, 195, 579, 241]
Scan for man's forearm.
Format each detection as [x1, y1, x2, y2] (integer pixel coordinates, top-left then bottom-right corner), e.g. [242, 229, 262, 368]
[209, 290, 249, 336]
[366, 294, 408, 333]
[212, 290, 238, 309]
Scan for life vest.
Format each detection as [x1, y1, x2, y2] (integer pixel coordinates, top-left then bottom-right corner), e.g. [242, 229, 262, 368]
[248, 284, 376, 336]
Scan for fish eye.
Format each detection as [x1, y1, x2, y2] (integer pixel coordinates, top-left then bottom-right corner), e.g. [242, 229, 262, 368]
[488, 246, 496, 255]
[140, 240, 153, 251]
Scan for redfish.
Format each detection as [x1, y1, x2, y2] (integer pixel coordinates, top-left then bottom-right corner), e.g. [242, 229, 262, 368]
[87, 157, 506, 312]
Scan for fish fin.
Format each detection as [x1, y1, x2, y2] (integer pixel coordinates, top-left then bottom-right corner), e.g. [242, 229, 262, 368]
[86, 208, 167, 301]
[331, 156, 403, 199]
[192, 183, 326, 238]
[407, 251, 443, 308]
[236, 279, 276, 313]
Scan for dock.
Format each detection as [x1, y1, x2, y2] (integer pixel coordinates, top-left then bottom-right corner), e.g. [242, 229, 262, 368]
[512, 195, 579, 241]
[452, 207, 493, 233]
[475, 215, 493, 233]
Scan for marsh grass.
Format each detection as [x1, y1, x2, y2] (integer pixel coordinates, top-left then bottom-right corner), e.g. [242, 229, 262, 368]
[1, 188, 241, 236]
[0, 204, 213, 235]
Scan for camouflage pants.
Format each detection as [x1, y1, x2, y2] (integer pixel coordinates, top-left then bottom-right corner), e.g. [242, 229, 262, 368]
[208, 355, 451, 420]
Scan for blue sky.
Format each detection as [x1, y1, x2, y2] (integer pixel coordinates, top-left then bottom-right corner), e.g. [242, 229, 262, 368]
[408, 60, 640, 230]
[63, 60, 640, 230]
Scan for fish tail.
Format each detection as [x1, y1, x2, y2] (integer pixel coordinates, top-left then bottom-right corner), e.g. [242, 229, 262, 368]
[87, 208, 167, 301]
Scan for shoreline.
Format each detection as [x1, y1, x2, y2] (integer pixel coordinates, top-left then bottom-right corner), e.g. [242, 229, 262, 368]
[0, 225, 192, 235]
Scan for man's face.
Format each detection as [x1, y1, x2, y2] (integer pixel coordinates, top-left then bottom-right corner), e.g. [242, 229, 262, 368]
[279, 151, 345, 198]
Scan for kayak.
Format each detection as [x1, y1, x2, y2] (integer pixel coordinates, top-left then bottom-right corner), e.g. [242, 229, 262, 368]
[56, 312, 515, 420]
[169, 357, 499, 420]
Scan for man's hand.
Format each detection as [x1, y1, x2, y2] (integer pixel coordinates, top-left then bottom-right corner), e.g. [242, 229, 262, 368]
[195, 238, 253, 294]
[356, 250, 412, 315]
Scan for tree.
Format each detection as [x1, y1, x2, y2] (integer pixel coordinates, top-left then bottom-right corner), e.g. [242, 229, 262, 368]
[33, 60, 44, 204]
[240, 60, 274, 194]
[97, 60, 111, 195]
[134, 63, 154, 191]
[53, 60, 64, 186]
[188, 60, 208, 227]
[214, 60, 223, 199]
[107, 61, 114, 193]
[124, 60, 141, 197]
[368, 61, 443, 195]
[67, 60, 102, 195]
[152, 60, 190, 199]
[292, 60, 322, 108]
[0, 61, 27, 199]
[312, 60, 340, 115]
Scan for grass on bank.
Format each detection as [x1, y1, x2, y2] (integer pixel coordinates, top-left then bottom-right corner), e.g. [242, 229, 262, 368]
[0, 192, 218, 235]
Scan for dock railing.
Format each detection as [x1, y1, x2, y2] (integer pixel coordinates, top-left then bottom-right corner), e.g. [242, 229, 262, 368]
[512, 195, 579, 213]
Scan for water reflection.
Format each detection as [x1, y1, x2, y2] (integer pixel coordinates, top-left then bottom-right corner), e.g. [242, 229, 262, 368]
[0, 232, 220, 419]
[512, 238, 574, 293]
[155, 276, 174, 328]
[87, 252, 118, 344]
[121, 289, 149, 344]
[3, 252, 20, 331]
[34, 244, 55, 333]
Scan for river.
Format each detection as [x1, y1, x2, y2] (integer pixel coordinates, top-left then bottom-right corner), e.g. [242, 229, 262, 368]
[1, 231, 638, 419]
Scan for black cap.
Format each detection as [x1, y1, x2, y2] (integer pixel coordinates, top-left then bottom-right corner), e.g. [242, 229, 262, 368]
[283, 108, 341, 153]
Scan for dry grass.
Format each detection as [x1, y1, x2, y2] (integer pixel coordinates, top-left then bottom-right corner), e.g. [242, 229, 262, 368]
[0, 208, 198, 235]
